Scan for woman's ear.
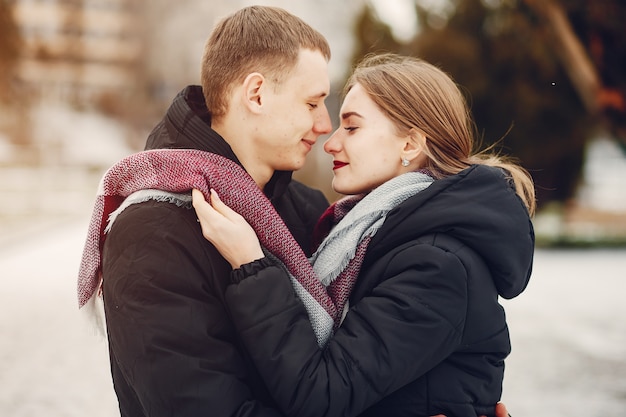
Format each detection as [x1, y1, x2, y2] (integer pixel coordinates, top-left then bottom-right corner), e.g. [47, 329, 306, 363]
[241, 73, 265, 114]
[401, 128, 427, 163]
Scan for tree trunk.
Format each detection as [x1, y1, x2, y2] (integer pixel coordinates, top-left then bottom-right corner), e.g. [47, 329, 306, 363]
[524, 0, 601, 114]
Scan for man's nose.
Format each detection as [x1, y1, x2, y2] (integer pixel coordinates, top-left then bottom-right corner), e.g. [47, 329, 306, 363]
[313, 108, 332, 135]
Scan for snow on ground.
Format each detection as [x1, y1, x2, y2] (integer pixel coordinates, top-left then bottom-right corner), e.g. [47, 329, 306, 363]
[577, 137, 626, 212]
[30, 103, 132, 167]
[0, 217, 625, 416]
[0, 217, 118, 417]
[502, 249, 626, 416]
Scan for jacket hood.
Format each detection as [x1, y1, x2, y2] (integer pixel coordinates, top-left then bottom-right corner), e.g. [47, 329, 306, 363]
[144, 85, 293, 200]
[145, 85, 237, 156]
[369, 164, 535, 299]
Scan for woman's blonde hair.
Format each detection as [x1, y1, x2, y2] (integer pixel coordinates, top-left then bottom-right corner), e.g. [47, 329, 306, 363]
[346, 53, 536, 215]
[200, 6, 331, 121]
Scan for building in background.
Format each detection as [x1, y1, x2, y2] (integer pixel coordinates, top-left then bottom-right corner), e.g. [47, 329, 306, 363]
[9, 0, 365, 107]
[11, 0, 142, 106]
[0, 0, 366, 222]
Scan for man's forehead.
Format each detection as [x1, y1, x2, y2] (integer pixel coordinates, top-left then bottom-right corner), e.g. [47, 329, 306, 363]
[286, 78, 329, 100]
[290, 49, 330, 93]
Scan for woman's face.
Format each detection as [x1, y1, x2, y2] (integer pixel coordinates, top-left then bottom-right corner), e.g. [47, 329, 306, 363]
[324, 83, 409, 195]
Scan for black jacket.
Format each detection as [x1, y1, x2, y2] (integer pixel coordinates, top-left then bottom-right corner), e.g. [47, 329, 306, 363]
[224, 165, 535, 417]
[101, 86, 329, 417]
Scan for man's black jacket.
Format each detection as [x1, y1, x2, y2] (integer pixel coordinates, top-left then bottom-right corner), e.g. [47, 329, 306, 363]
[101, 86, 328, 417]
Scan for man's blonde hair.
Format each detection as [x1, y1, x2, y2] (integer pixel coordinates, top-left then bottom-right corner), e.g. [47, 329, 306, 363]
[200, 6, 331, 121]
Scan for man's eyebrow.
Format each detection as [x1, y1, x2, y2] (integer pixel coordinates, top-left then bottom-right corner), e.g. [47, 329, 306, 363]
[309, 91, 328, 99]
[340, 111, 363, 120]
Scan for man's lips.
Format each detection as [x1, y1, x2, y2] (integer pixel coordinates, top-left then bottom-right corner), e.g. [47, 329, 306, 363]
[302, 139, 315, 150]
[333, 161, 348, 170]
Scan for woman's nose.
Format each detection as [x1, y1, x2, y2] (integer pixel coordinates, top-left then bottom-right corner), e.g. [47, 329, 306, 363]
[323, 129, 341, 154]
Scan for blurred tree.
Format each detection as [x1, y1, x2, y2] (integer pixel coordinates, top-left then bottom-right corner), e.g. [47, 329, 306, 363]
[557, 0, 626, 148]
[353, 4, 401, 56]
[352, 0, 626, 209]
[0, 0, 21, 104]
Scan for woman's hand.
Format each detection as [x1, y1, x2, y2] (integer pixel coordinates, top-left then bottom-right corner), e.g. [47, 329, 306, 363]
[192, 189, 265, 269]
[431, 402, 509, 417]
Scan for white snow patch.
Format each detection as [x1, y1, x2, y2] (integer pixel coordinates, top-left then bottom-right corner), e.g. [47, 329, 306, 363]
[0, 221, 625, 416]
[31, 103, 132, 167]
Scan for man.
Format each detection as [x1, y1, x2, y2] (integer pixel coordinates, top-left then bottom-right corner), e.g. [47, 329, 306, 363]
[99, 6, 331, 416]
[87, 5, 511, 417]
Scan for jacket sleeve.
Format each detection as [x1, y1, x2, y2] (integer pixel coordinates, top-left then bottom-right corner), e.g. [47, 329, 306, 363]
[225, 243, 468, 417]
[102, 202, 282, 417]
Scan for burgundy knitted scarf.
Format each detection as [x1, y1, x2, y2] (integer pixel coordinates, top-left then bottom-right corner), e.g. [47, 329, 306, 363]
[77, 149, 340, 344]
[78, 149, 434, 346]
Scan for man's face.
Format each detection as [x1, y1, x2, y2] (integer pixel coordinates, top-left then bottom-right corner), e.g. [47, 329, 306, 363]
[253, 49, 332, 173]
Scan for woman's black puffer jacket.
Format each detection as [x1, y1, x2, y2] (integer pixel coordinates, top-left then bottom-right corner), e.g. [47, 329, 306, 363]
[224, 164, 534, 417]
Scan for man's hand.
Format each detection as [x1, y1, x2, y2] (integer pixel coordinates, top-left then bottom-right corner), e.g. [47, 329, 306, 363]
[431, 402, 509, 417]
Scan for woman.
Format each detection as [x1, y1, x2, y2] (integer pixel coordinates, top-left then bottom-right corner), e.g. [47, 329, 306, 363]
[193, 54, 534, 417]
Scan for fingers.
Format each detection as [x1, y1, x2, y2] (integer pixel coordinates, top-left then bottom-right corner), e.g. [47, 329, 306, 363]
[208, 188, 226, 211]
[192, 189, 217, 220]
[192, 188, 244, 228]
[431, 402, 509, 417]
[192, 188, 207, 207]
[495, 402, 510, 417]
[192, 188, 229, 218]
[191, 188, 264, 268]
[208, 189, 244, 221]
[192, 189, 219, 240]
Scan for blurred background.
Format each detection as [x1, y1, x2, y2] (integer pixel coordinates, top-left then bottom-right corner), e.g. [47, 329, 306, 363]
[0, 0, 625, 416]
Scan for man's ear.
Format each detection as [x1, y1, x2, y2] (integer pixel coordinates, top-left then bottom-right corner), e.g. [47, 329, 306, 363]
[241, 73, 265, 114]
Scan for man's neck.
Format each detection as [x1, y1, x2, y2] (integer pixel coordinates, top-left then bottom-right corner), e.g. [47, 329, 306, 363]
[212, 121, 273, 190]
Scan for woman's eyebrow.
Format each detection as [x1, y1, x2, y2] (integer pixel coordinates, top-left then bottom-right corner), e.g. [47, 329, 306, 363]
[340, 111, 364, 120]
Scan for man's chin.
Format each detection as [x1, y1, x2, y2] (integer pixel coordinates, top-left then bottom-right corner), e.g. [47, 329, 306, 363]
[279, 159, 306, 172]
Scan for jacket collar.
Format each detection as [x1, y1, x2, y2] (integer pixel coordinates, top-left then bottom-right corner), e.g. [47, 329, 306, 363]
[144, 85, 293, 200]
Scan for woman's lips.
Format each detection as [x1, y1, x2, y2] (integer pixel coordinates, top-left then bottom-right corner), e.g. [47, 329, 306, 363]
[333, 161, 348, 170]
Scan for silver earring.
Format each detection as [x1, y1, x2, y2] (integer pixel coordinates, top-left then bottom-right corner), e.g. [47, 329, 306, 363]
[401, 157, 410, 167]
